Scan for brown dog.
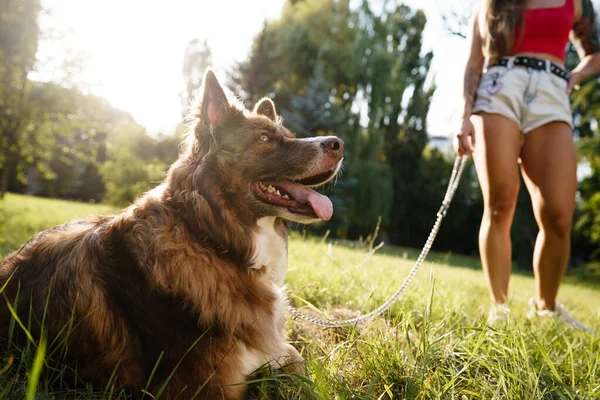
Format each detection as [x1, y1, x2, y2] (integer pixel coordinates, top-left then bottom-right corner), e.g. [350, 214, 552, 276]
[0, 70, 343, 399]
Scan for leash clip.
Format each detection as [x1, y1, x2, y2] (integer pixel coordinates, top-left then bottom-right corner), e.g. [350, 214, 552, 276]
[437, 200, 451, 218]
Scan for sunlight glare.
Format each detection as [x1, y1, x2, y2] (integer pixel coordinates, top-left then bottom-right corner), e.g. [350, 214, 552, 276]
[33, 0, 285, 134]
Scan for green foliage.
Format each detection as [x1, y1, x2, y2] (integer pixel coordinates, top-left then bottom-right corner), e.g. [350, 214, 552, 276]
[566, 39, 600, 140]
[0, 0, 180, 206]
[574, 136, 600, 259]
[231, 0, 440, 244]
[20, 82, 135, 201]
[2, 0, 598, 267]
[0, 0, 42, 196]
[99, 123, 177, 206]
[228, 23, 280, 107]
[566, 18, 600, 261]
[280, 65, 345, 137]
[2, 79, 177, 206]
[99, 151, 157, 207]
[345, 159, 393, 235]
[0, 194, 599, 399]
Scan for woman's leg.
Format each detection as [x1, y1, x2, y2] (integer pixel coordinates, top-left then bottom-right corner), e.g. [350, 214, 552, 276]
[471, 112, 523, 305]
[520, 122, 577, 311]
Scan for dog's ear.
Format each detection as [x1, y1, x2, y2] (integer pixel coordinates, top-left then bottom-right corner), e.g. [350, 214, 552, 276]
[253, 97, 277, 122]
[198, 69, 230, 127]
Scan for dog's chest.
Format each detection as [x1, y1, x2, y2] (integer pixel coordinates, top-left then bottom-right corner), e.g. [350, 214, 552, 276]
[251, 217, 287, 286]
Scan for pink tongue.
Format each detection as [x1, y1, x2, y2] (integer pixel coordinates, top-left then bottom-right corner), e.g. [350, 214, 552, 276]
[272, 181, 333, 221]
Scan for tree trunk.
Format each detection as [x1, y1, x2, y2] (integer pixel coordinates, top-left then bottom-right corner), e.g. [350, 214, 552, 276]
[0, 163, 8, 198]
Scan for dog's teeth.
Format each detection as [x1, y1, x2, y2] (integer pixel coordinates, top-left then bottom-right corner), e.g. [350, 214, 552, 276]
[267, 185, 275, 193]
[282, 194, 289, 199]
[275, 190, 281, 196]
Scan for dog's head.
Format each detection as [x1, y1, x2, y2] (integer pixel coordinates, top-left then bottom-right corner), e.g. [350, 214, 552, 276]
[174, 70, 343, 224]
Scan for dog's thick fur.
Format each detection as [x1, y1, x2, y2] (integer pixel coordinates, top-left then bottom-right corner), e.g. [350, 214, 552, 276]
[0, 70, 343, 399]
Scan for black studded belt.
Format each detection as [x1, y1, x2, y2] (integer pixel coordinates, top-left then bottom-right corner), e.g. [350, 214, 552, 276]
[491, 56, 569, 81]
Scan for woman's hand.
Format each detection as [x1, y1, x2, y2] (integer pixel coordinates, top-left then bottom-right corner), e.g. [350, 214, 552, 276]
[567, 53, 600, 93]
[569, 0, 600, 92]
[567, 70, 584, 93]
[454, 117, 476, 157]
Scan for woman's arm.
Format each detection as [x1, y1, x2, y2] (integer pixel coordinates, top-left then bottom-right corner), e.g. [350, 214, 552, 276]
[568, 0, 600, 92]
[455, 10, 485, 156]
[461, 10, 486, 120]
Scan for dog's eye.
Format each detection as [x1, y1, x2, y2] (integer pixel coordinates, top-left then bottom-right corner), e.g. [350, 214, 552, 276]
[259, 134, 269, 142]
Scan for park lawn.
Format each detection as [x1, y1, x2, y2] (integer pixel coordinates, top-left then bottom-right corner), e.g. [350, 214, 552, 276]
[0, 193, 116, 258]
[0, 193, 599, 399]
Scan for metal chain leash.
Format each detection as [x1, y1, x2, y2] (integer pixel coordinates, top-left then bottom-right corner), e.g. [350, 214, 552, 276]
[287, 155, 469, 328]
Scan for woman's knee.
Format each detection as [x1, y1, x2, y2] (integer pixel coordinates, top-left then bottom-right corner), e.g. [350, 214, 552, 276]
[540, 208, 573, 239]
[484, 195, 518, 225]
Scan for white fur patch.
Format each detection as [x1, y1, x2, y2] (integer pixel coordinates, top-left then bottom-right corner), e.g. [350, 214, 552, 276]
[241, 218, 291, 376]
[251, 217, 288, 286]
[238, 285, 291, 376]
[238, 344, 267, 377]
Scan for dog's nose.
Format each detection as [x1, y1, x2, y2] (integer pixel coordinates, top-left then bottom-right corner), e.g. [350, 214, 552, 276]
[321, 137, 344, 155]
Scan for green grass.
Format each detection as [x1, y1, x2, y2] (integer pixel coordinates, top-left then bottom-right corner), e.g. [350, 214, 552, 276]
[0, 193, 116, 258]
[1, 193, 599, 399]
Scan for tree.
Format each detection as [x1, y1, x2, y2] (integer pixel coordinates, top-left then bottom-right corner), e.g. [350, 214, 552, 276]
[280, 65, 346, 137]
[567, 33, 600, 261]
[0, 0, 42, 197]
[99, 122, 179, 206]
[574, 138, 600, 260]
[228, 23, 280, 108]
[280, 64, 359, 237]
[181, 39, 213, 116]
[100, 148, 159, 206]
[0, 3, 182, 204]
[354, 2, 435, 243]
[231, 0, 440, 243]
[16, 82, 139, 201]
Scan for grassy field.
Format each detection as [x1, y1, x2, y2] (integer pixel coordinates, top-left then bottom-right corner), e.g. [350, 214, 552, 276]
[0, 194, 115, 258]
[0, 193, 599, 399]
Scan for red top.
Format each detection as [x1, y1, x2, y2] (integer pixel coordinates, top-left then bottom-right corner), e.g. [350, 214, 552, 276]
[512, 0, 575, 62]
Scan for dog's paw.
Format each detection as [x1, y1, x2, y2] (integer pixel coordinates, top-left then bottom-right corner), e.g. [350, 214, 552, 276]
[269, 344, 305, 375]
[280, 344, 305, 375]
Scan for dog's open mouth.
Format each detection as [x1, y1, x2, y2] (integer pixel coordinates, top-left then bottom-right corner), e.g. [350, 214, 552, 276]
[253, 167, 337, 221]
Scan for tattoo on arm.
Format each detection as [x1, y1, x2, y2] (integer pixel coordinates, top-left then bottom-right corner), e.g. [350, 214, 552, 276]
[571, 0, 600, 57]
[463, 66, 482, 115]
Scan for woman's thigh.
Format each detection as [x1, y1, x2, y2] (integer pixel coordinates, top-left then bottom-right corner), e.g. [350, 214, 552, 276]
[471, 112, 523, 213]
[520, 121, 577, 230]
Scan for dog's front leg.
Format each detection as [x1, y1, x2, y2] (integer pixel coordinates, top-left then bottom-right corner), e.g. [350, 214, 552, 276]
[277, 343, 304, 374]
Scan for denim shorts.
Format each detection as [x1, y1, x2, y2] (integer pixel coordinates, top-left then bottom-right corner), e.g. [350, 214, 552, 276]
[472, 61, 573, 134]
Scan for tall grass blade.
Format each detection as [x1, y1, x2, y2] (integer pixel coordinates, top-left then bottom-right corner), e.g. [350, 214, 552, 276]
[153, 329, 209, 399]
[142, 352, 164, 399]
[26, 337, 47, 400]
[3, 293, 35, 345]
[530, 332, 564, 386]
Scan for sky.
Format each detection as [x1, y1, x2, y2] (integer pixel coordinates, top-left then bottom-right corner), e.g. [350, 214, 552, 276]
[32, 0, 474, 138]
